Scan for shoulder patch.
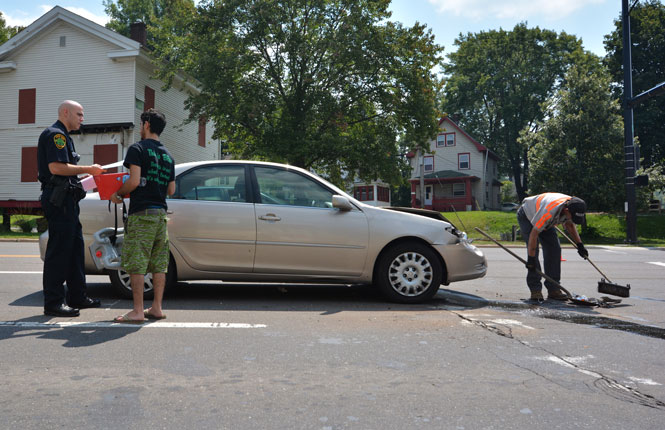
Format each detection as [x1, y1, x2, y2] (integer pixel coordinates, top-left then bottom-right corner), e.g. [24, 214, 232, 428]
[53, 134, 66, 150]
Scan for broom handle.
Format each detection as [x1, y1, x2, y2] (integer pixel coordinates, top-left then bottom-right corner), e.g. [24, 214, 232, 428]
[474, 227, 572, 298]
[555, 226, 613, 282]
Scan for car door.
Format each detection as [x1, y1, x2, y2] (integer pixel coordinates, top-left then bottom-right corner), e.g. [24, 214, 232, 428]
[167, 164, 256, 272]
[252, 166, 369, 276]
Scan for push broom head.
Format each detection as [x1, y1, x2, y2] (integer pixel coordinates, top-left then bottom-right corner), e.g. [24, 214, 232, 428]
[598, 279, 630, 298]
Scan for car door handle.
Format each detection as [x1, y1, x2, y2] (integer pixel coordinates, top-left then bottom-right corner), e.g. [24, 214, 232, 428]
[166, 210, 174, 214]
[258, 213, 281, 221]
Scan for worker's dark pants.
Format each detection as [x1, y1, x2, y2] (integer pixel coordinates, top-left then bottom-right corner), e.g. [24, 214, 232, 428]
[517, 207, 561, 293]
[41, 189, 88, 309]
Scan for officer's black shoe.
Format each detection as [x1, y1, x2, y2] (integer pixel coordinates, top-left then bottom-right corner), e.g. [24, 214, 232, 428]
[69, 297, 101, 309]
[44, 304, 80, 317]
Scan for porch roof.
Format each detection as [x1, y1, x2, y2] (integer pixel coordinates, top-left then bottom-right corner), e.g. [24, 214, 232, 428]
[409, 170, 479, 183]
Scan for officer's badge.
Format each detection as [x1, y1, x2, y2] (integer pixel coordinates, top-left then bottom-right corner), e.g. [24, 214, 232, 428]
[53, 134, 66, 150]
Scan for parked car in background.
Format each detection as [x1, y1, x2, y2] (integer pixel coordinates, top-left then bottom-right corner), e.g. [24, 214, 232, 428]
[40, 160, 487, 303]
[501, 202, 519, 212]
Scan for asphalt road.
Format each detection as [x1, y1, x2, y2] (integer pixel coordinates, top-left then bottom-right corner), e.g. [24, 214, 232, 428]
[1, 241, 664, 429]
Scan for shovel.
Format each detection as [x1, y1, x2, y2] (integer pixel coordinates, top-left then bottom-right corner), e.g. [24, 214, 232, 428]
[475, 227, 596, 305]
[555, 226, 631, 298]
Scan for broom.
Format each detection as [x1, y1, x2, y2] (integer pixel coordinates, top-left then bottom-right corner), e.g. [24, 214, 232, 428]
[555, 227, 631, 298]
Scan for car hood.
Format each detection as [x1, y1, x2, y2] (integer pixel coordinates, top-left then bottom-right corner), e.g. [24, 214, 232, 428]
[360, 204, 464, 245]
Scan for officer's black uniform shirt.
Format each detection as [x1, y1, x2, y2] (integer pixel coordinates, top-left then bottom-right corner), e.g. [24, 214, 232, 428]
[37, 120, 78, 184]
[123, 139, 175, 215]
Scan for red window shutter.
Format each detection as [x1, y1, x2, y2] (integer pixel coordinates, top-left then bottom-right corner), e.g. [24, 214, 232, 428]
[21, 147, 38, 182]
[198, 117, 206, 147]
[18, 89, 36, 124]
[94, 144, 119, 173]
[144, 86, 155, 111]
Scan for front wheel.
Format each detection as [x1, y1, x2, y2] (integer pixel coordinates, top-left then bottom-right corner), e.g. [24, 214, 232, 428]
[109, 257, 176, 300]
[375, 242, 443, 304]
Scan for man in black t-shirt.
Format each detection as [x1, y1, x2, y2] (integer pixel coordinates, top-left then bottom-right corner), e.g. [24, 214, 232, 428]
[111, 109, 175, 323]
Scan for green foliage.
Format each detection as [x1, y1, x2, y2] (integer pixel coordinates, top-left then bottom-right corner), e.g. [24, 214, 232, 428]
[149, 0, 443, 186]
[11, 215, 36, 233]
[0, 11, 23, 44]
[522, 63, 624, 211]
[604, 0, 665, 166]
[500, 179, 516, 203]
[442, 23, 584, 201]
[104, 0, 196, 50]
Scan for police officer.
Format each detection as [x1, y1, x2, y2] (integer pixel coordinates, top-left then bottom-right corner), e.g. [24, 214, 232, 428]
[38, 100, 105, 317]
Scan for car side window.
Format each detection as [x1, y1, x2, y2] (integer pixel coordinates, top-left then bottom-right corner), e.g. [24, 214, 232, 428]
[175, 165, 246, 202]
[254, 167, 333, 208]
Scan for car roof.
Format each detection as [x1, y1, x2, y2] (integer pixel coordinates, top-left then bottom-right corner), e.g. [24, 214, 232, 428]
[174, 160, 353, 201]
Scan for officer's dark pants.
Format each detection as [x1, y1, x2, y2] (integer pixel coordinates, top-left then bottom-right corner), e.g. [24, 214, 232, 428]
[517, 207, 561, 293]
[41, 189, 87, 309]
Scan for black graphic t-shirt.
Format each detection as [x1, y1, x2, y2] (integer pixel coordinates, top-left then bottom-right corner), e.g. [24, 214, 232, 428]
[123, 139, 175, 215]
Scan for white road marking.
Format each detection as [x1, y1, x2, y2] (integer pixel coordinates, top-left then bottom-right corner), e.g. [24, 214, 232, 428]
[0, 321, 266, 329]
[489, 319, 535, 330]
[646, 262, 665, 267]
[0, 271, 42, 274]
[627, 377, 662, 386]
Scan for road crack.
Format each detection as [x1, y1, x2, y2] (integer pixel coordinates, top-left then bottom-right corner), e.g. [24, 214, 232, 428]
[452, 311, 665, 410]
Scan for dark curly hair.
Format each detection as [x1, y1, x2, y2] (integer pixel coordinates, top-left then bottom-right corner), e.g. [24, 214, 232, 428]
[140, 108, 166, 136]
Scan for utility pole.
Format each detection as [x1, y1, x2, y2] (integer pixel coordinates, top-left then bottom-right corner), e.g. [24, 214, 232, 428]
[622, 0, 637, 244]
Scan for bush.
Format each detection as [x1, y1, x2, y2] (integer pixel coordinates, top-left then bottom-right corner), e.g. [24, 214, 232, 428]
[12, 216, 36, 233]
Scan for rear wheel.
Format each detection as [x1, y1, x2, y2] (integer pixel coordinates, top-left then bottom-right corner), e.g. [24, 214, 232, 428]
[109, 257, 176, 300]
[375, 242, 443, 304]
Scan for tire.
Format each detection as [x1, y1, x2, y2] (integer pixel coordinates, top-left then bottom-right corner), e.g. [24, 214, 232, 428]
[375, 242, 443, 304]
[109, 257, 176, 300]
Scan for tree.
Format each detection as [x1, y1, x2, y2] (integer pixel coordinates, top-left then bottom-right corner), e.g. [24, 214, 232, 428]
[103, 0, 196, 50]
[604, 0, 665, 166]
[0, 12, 23, 44]
[522, 63, 624, 211]
[442, 23, 584, 201]
[150, 0, 442, 185]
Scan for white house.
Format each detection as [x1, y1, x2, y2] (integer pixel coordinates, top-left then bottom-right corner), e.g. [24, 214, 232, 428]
[408, 116, 501, 211]
[0, 6, 219, 213]
[351, 179, 391, 207]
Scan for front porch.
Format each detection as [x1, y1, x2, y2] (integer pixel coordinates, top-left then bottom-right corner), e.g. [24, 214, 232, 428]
[409, 170, 479, 212]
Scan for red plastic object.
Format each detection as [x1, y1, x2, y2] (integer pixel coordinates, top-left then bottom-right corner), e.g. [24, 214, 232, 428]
[94, 173, 128, 200]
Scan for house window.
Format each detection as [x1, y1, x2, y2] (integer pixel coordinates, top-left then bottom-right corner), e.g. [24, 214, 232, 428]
[458, 153, 470, 170]
[436, 132, 455, 147]
[453, 182, 465, 197]
[198, 117, 206, 147]
[21, 147, 38, 182]
[377, 186, 389, 202]
[355, 186, 376, 201]
[59, 36, 66, 47]
[18, 89, 36, 124]
[424, 155, 434, 172]
[144, 86, 155, 111]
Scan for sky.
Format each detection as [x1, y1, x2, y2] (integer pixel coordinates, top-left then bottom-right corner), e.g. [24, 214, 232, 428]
[1, 0, 621, 57]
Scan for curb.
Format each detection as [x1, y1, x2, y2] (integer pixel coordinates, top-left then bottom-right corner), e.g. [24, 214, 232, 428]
[438, 289, 533, 310]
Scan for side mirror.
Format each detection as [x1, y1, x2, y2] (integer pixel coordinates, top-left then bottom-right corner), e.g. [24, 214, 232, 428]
[332, 195, 353, 211]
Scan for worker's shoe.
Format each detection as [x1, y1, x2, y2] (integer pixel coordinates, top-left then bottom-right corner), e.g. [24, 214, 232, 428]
[529, 291, 544, 301]
[547, 290, 569, 301]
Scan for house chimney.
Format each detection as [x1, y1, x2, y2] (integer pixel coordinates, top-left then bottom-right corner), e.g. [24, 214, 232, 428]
[130, 22, 147, 46]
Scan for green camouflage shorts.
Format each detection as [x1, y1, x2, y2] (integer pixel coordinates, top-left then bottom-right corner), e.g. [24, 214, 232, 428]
[121, 214, 169, 274]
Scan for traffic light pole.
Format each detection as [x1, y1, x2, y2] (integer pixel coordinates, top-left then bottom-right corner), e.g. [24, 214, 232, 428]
[622, 0, 638, 244]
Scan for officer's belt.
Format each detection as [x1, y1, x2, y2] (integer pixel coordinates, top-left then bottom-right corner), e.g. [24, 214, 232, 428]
[129, 208, 166, 216]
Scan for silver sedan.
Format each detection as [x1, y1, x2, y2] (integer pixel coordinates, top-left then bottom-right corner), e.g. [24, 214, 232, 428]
[40, 160, 486, 303]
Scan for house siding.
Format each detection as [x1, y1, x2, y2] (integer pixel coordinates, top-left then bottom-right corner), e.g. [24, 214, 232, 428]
[0, 21, 135, 202]
[133, 61, 219, 164]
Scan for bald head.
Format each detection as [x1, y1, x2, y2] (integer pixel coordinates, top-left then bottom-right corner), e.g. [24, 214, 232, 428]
[58, 100, 84, 132]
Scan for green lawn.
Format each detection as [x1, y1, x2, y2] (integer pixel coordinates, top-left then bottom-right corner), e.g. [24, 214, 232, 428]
[2, 211, 663, 246]
[450, 211, 665, 246]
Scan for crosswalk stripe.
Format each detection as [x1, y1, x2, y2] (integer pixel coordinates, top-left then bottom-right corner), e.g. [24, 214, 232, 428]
[0, 321, 267, 329]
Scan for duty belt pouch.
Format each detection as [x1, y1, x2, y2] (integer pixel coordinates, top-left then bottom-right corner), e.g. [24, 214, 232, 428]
[48, 176, 69, 207]
[68, 178, 86, 202]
